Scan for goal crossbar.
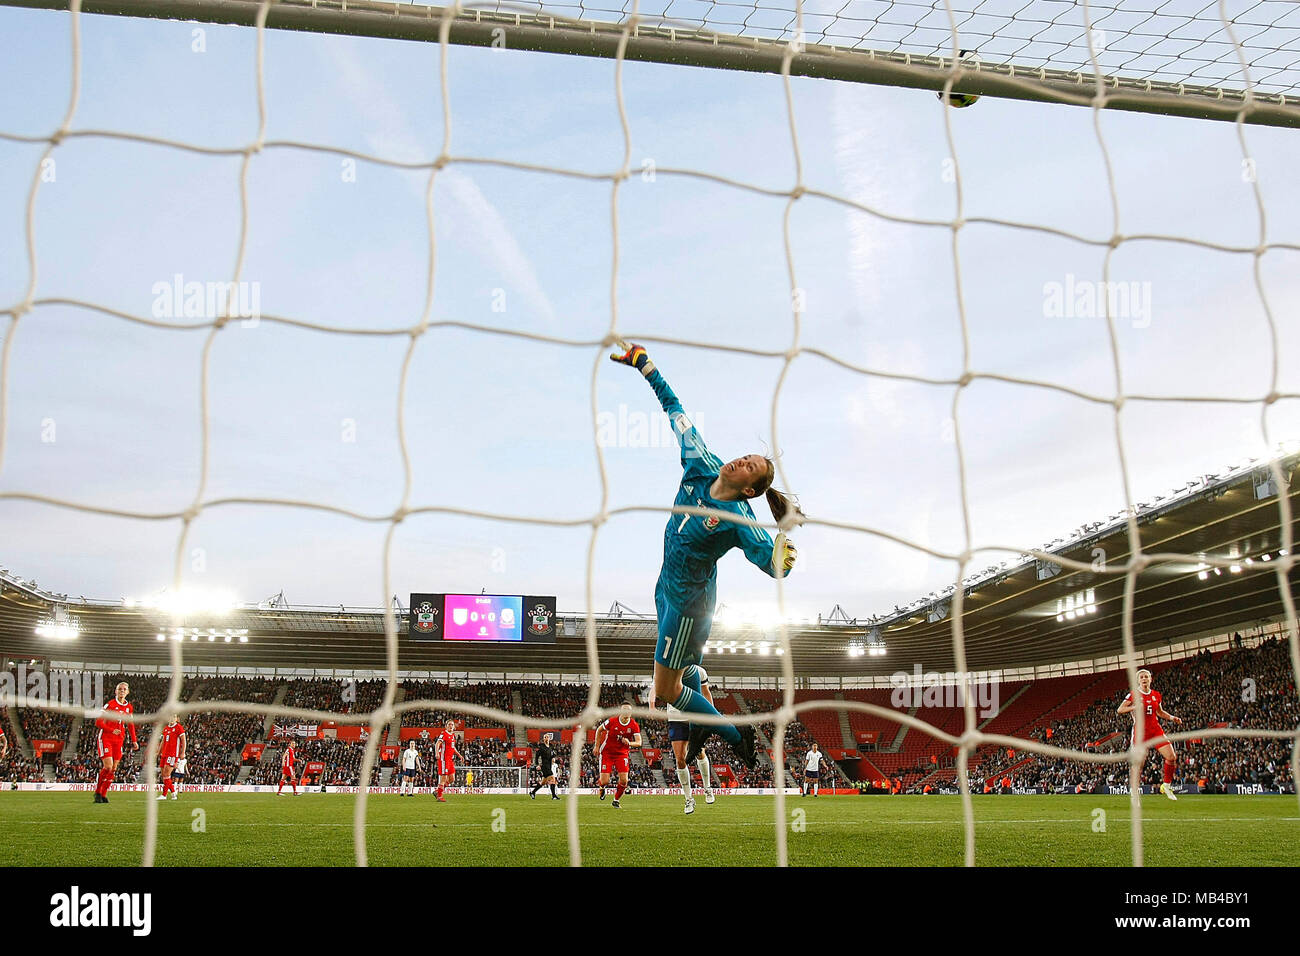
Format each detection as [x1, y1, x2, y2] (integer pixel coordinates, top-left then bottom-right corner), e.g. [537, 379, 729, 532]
[4, 0, 1299, 128]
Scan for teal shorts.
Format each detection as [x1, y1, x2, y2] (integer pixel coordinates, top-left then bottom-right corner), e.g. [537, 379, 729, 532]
[655, 590, 712, 670]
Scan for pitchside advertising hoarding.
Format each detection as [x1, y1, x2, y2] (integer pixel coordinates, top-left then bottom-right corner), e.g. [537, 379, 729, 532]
[8, 782, 801, 796]
[924, 785, 1294, 796]
[408, 593, 556, 643]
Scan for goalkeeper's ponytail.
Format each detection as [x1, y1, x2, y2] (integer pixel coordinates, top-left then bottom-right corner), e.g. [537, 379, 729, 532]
[754, 458, 803, 531]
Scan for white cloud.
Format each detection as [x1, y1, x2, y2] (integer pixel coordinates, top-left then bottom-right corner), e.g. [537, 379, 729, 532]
[319, 39, 430, 164]
[830, 84, 897, 317]
[319, 40, 557, 327]
[437, 168, 558, 326]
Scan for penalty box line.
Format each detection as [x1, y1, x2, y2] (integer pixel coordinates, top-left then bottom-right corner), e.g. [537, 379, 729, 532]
[42, 816, 1298, 828]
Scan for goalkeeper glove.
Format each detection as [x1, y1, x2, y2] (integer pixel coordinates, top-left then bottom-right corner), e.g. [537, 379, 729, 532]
[609, 340, 655, 377]
[774, 533, 797, 577]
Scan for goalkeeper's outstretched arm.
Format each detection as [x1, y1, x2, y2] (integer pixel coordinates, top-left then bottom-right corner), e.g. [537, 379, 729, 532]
[609, 340, 718, 472]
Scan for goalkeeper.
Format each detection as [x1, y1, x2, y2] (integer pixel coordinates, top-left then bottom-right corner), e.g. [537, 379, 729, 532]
[609, 341, 801, 769]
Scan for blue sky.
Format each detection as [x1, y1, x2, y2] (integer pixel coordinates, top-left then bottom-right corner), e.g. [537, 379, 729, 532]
[1, 6, 1297, 622]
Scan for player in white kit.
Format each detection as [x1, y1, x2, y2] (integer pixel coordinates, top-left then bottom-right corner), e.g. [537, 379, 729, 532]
[172, 755, 187, 794]
[803, 742, 826, 796]
[400, 741, 423, 796]
[649, 663, 716, 815]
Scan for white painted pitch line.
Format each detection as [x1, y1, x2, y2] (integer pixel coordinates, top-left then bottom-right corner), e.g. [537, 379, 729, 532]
[33, 816, 1295, 829]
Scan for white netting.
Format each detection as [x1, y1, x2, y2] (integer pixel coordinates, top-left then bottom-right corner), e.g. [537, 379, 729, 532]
[464, 0, 1300, 96]
[0, 0, 1297, 868]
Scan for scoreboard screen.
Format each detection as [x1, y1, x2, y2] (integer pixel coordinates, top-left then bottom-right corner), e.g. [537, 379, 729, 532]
[445, 594, 522, 641]
[408, 593, 556, 643]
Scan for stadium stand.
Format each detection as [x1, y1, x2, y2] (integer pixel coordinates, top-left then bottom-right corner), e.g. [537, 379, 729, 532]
[516, 681, 639, 720]
[284, 678, 387, 716]
[401, 680, 515, 729]
[976, 638, 1297, 793]
[842, 688, 906, 752]
[3, 641, 1294, 795]
[795, 688, 848, 749]
[248, 737, 383, 787]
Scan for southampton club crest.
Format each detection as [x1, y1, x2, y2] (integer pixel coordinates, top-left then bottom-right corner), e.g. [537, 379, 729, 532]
[527, 603, 554, 637]
[414, 600, 439, 633]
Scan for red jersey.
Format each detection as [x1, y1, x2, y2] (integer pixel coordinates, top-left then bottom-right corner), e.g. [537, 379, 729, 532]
[437, 730, 457, 759]
[282, 745, 296, 771]
[96, 698, 138, 744]
[1124, 689, 1164, 731]
[160, 722, 185, 758]
[598, 717, 640, 758]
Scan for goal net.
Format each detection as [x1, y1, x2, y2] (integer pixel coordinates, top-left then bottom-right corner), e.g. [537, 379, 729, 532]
[0, 0, 1296, 869]
[452, 765, 526, 791]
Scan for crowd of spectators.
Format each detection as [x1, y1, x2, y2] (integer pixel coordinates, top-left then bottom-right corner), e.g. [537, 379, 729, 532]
[401, 680, 515, 729]
[196, 676, 278, 705]
[283, 678, 387, 716]
[16, 707, 73, 743]
[2, 708, 43, 782]
[456, 736, 512, 766]
[18, 675, 264, 782]
[174, 713, 264, 784]
[0, 753, 45, 782]
[247, 738, 383, 787]
[174, 677, 279, 784]
[516, 681, 639, 721]
[8, 649, 1289, 794]
[0, 673, 681, 787]
[973, 639, 1297, 793]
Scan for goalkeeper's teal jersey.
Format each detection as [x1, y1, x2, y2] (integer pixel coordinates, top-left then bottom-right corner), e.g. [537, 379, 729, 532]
[644, 368, 780, 615]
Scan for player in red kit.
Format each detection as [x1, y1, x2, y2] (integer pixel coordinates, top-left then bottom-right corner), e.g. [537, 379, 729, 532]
[1118, 668, 1184, 800]
[434, 719, 461, 803]
[593, 704, 642, 809]
[93, 681, 138, 804]
[156, 716, 186, 801]
[277, 739, 300, 795]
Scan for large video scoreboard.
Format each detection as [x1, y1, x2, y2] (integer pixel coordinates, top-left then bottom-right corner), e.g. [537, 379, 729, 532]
[408, 593, 557, 643]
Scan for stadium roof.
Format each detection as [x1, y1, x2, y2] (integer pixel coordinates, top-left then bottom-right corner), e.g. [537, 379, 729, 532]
[868, 454, 1299, 673]
[1, 455, 1296, 677]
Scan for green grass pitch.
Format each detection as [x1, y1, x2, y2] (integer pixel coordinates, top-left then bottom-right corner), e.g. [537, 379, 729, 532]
[2, 792, 1296, 866]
